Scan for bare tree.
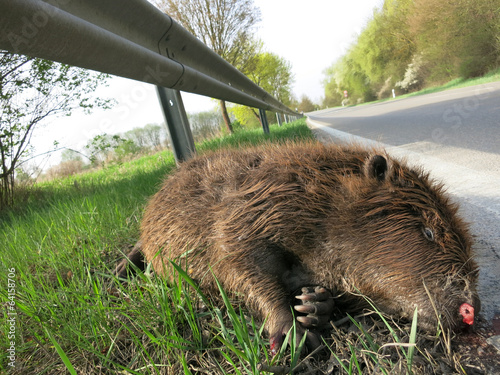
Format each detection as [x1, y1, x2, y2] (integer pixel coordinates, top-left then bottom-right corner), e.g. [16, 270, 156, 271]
[124, 124, 166, 150]
[142, 124, 165, 149]
[0, 52, 112, 208]
[153, 0, 261, 133]
[188, 110, 223, 141]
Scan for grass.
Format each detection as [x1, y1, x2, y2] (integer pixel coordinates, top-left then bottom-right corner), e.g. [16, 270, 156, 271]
[0, 118, 485, 374]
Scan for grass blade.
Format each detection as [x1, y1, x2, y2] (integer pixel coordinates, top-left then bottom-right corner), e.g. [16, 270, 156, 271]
[170, 260, 210, 306]
[407, 307, 418, 374]
[44, 328, 77, 375]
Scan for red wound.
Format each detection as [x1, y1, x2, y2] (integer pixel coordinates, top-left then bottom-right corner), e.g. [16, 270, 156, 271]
[459, 303, 475, 325]
[269, 336, 278, 356]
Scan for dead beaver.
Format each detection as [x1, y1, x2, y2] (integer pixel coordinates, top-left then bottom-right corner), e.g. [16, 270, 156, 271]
[115, 141, 480, 351]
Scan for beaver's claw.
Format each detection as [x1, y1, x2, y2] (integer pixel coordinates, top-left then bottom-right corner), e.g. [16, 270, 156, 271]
[294, 286, 334, 329]
[268, 286, 334, 356]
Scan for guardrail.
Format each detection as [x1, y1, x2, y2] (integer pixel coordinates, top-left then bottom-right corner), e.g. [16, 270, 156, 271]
[0, 0, 300, 161]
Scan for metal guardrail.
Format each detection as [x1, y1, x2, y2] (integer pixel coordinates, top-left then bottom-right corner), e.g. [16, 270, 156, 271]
[0, 0, 297, 116]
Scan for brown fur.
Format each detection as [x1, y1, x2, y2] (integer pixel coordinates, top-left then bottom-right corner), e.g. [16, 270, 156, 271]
[139, 141, 479, 341]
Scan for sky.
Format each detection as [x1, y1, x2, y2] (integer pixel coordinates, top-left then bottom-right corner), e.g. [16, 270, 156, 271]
[32, 0, 383, 168]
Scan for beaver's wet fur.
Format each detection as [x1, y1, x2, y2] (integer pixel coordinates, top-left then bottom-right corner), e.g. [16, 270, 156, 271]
[118, 141, 480, 348]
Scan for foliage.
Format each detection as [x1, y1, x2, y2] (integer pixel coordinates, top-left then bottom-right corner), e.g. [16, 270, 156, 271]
[297, 95, 316, 113]
[85, 134, 129, 166]
[83, 125, 169, 168]
[46, 114, 227, 182]
[231, 51, 294, 128]
[395, 54, 425, 91]
[246, 51, 294, 105]
[324, 55, 376, 105]
[0, 52, 111, 209]
[409, 0, 500, 80]
[113, 139, 142, 161]
[323, 0, 500, 105]
[229, 106, 261, 128]
[322, 77, 344, 108]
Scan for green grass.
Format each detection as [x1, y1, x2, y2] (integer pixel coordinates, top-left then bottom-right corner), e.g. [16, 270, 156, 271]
[0, 120, 316, 374]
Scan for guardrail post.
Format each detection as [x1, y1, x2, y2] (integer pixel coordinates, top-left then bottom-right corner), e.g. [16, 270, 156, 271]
[156, 86, 196, 163]
[259, 109, 270, 134]
[276, 113, 283, 126]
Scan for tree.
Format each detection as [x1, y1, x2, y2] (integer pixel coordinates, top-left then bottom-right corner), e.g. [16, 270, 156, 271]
[297, 95, 316, 113]
[85, 134, 128, 166]
[114, 139, 142, 161]
[124, 127, 148, 149]
[322, 0, 500, 102]
[153, 0, 261, 133]
[247, 52, 293, 103]
[232, 51, 293, 127]
[124, 124, 166, 150]
[0, 52, 112, 208]
[324, 54, 375, 105]
[61, 149, 84, 163]
[142, 124, 165, 149]
[350, 0, 414, 94]
[229, 105, 260, 128]
[188, 111, 223, 141]
[409, 0, 499, 80]
[322, 77, 343, 108]
[322, 0, 414, 102]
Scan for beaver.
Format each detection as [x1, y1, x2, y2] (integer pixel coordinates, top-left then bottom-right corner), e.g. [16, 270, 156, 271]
[115, 141, 480, 351]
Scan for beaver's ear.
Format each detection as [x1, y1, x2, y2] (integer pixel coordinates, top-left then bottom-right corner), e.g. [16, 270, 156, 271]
[364, 155, 388, 181]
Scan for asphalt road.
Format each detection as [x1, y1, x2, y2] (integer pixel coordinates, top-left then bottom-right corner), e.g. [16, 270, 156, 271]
[309, 82, 500, 156]
[307, 82, 500, 324]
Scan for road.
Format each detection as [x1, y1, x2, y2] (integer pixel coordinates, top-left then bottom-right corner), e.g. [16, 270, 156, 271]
[307, 82, 500, 324]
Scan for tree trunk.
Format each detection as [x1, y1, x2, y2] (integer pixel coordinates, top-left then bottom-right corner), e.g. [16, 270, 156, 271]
[219, 100, 233, 134]
[251, 108, 263, 128]
[0, 172, 14, 209]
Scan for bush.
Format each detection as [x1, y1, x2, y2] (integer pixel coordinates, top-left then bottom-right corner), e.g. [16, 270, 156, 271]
[44, 160, 85, 180]
[395, 54, 425, 92]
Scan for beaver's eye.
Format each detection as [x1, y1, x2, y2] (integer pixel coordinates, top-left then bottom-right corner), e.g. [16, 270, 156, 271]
[423, 227, 435, 241]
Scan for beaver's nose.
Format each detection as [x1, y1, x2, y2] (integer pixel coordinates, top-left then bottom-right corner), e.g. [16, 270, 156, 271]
[460, 302, 479, 325]
[459, 303, 474, 325]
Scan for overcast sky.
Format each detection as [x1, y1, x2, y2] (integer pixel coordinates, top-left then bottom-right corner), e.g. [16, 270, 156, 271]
[33, 0, 382, 167]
